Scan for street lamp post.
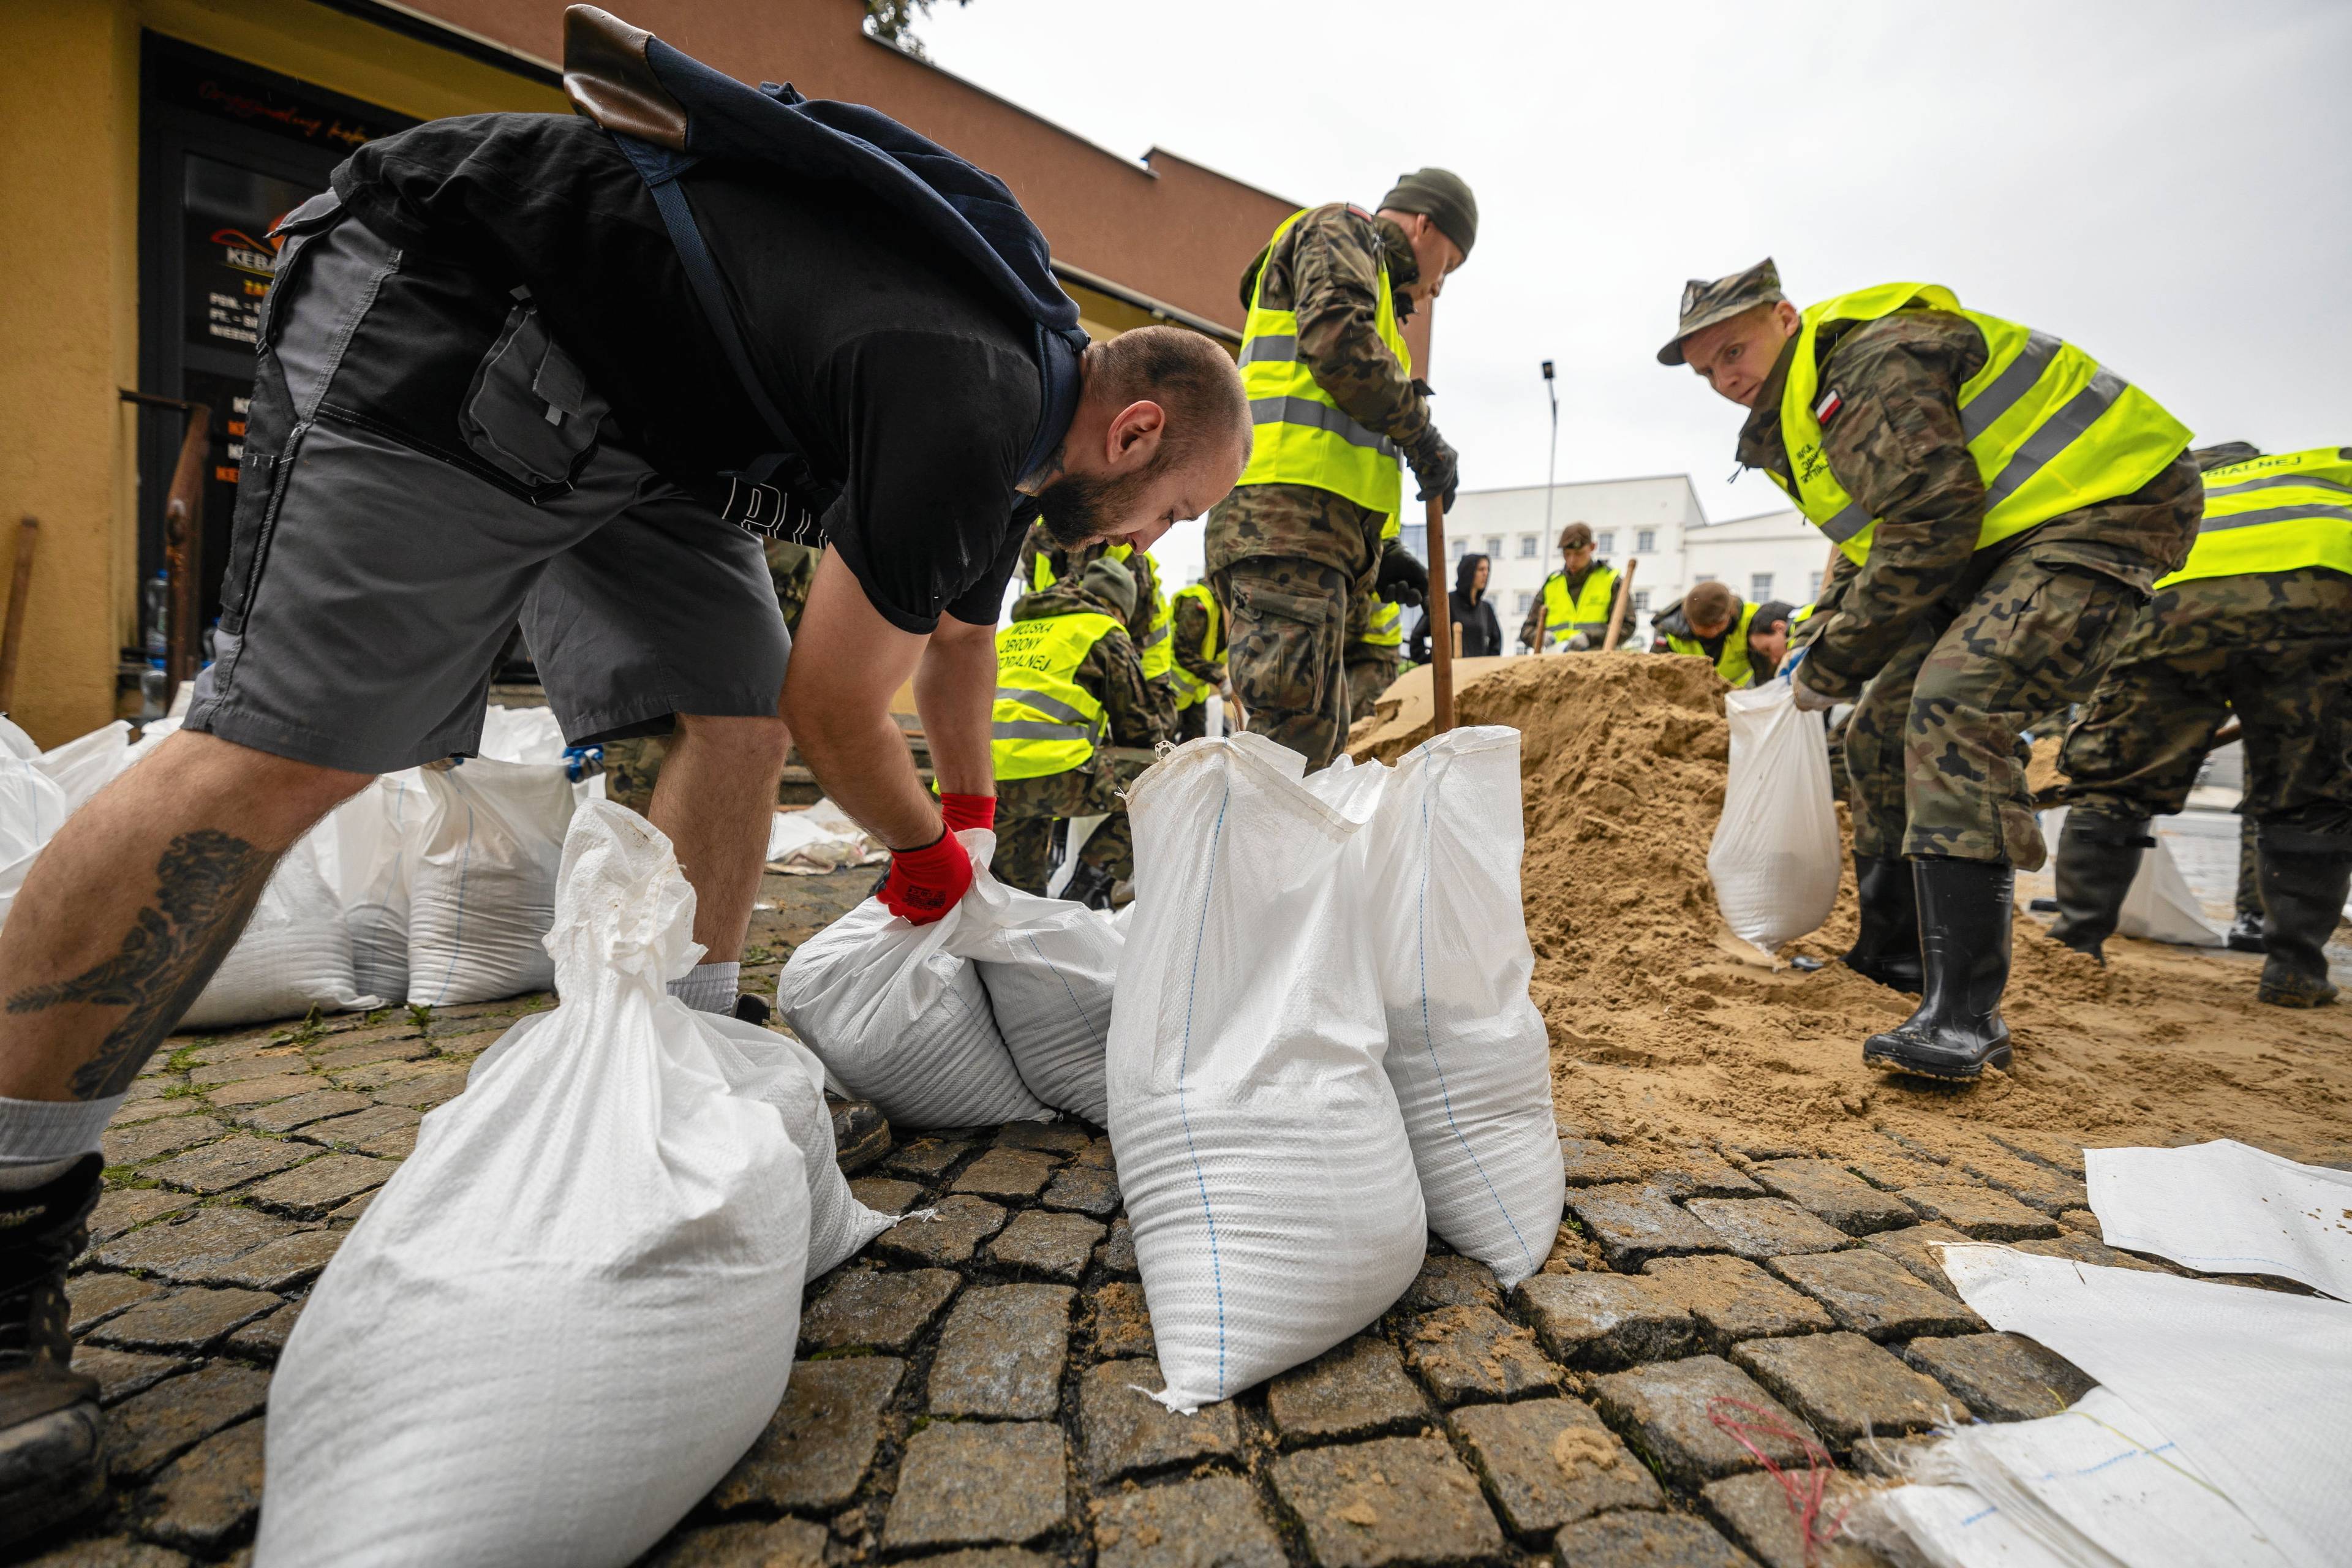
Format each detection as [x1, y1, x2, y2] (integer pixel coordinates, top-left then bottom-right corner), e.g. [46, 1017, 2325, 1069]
[1540, 359, 1559, 545]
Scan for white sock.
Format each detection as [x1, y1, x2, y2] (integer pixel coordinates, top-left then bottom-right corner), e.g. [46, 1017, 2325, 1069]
[667, 960, 741, 1016]
[0, 1093, 124, 1190]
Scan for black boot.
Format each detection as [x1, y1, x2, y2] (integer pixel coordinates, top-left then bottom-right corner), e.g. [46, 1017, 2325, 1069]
[825, 1095, 892, 1174]
[2225, 910, 2267, 954]
[1842, 854, 1923, 994]
[1063, 860, 1117, 912]
[2256, 836, 2350, 1008]
[2047, 813, 2152, 961]
[1, 1154, 107, 1548]
[1864, 860, 2015, 1080]
[2228, 817, 2266, 951]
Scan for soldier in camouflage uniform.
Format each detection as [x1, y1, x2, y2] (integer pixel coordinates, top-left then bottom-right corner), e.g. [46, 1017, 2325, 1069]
[1204, 170, 1467, 768]
[992, 559, 1170, 902]
[1017, 520, 1177, 736]
[1668, 258, 2199, 1077]
[1169, 582, 1228, 743]
[1343, 586, 1402, 720]
[2054, 441, 2352, 1006]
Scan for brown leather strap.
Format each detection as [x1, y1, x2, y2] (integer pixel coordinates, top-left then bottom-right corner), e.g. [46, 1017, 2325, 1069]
[562, 6, 688, 150]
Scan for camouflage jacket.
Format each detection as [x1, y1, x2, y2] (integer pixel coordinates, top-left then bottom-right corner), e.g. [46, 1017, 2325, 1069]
[1170, 590, 1224, 687]
[2117, 567, 2352, 664]
[1207, 205, 1431, 575]
[764, 540, 821, 638]
[1014, 521, 1166, 655]
[1003, 584, 1171, 753]
[1736, 312, 2201, 698]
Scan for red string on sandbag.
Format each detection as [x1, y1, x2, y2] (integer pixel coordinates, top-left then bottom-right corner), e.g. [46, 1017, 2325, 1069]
[1706, 1395, 1848, 1566]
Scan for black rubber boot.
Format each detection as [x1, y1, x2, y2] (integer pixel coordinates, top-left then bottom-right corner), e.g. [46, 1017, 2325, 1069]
[2047, 813, 2152, 961]
[2228, 817, 2266, 951]
[2256, 839, 2350, 1008]
[826, 1095, 892, 1174]
[1842, 854, 1923, 994]
[1063, 860, 1117, 912]
[1864, 860, 2015, 1081]
[1, 1154, 107, 1549]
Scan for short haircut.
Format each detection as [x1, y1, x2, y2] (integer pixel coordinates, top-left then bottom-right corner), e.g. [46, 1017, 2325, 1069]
[1089, 325, 1251, 471]
[1559, 521, 1594, 551]
[1685, 579, 1736, 627]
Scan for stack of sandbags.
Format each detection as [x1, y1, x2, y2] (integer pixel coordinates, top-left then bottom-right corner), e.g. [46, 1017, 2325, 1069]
[0, 720, 67, 929]
[944, 839, 1120, 1125]
[404, 758, 577, 1007]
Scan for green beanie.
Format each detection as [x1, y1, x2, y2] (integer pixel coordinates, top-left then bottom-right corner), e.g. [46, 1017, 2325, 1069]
[1079, 557, 1137, 620]
[1378, 167, 1478, 260]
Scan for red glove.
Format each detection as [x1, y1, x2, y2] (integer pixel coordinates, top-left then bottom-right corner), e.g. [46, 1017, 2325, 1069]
[878, 832, 972, 924]
[940, 793, 997, 834]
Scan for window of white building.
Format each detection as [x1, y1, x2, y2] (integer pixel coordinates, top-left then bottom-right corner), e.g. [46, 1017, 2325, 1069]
[1596, 530, 1616, 553]
[1808, 570, 1824, 598]
[1632, 589, 1651, 613]
[1451, 536, 1466, 560]
[1483, 536, 1503, 559]
[1635, 528, 1656, 552]
[1751, 572, 1773, 601]
[1515, 591, 1533, 614]
[1518, 535, 1539, 557]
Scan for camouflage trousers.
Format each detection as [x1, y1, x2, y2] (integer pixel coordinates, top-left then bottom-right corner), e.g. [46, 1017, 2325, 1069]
[1845, 556, 2142, 869]
[1346, 647, 1399, 721]
[2059, 569, 2352, 846]
[1215, 557, 1354, 769]
[1175, 699, 1210, 743]
[993, 758, 1145, 895]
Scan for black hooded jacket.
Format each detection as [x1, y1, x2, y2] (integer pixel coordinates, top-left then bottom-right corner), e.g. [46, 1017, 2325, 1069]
[1410, 552, 1504, 660]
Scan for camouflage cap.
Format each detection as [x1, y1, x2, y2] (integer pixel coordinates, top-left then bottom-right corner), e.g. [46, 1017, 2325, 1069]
[1657, 257, 1783, 366]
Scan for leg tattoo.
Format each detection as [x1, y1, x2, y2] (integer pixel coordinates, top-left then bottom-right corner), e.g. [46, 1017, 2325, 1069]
[7, 831, 279, 1099]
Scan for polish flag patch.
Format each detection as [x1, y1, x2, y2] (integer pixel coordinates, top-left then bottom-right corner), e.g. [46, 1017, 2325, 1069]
[1814, 387, 1845, 424]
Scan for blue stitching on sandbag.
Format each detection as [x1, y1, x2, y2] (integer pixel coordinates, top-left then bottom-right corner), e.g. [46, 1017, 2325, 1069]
[1176, 780, 1231, 1395]
[1020, 930, 1104, 1046]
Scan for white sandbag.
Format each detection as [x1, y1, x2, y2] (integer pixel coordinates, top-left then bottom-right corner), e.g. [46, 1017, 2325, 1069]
[475, 703, 568, 766]
[406, 758, 574, 1006]
[2086, 1139, 2352, 1301]
[257, 803, 812, 1568]
[777, 834, 1050, 1129]
[766, 797, 886, 874]
[2117, 836, 2223, 946]
[1708, 680, 1840, 961]
[1362, 728, 1563, 1289]
[35, 720, 132, 812]
[0, 754, 68, 928]
[0, 715, 40, 760]
[315, 771, 429, 1003]
[945, 835, 1118, 1125]
[179, 835, 380, 1031]
[125, 715, 181, 766]
[1110, 733, 1425, 1412]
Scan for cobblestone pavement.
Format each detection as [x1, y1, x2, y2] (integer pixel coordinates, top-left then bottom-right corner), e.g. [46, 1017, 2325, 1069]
[27, 867, 2290, 1567]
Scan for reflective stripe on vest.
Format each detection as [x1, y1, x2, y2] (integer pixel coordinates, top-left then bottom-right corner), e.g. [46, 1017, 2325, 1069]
[2157, 445, 2352, 588]
[1167, 582, 1224, 707]
[1771, 283, 2189, 567]
[1540, 565, 1618, 646]
[1234, 208, 1412, 514]
[1665, 600, 1759, 688]
[1359, 597, 1403, 649]
[992, 611, 1121, 781]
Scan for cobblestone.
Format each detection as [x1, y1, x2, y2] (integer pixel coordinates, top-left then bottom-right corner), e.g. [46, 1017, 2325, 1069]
[984, 1210, 1104, 1281]
[1077, 1358, 1242, 1482]
[883, 1137, 973, 1180]
[883, 1422, 1068, 1550]
[225, 1298, 304, 1360]
[1089, 1280, 1156, 1359]
[105, 1362, 270, 1480]
[874, 1194, 1009, 1267]
[848, 1177, 926, 1215]
[1858, 1224, 1973, 1297]
[1732, 1332, 1964, 1446]
[69, 1346, 189, 1406]
[712, 1356, 902, 1511]
[1039, 1164, 1121, 1216]
[928, 1284, 1074, 1419]
[1898, 1183, 2060, 1240]
[1588, 1355, 1820, 1488]
[1099, 1217, 1137, 1276]
[1401, 1303, 1561, 1404]
[292, 1102, 421, 1152]
[997, 1121, 1093, 1156]
[1564, 1183, 1723, 1268]
[1988, 1129, 2087, 1177]
[1446, 1397, 1662, 1537]
[146, 1138, 309, 1195]
[187, 1056, 306, 1087]
[244, 1153, 394, 1216]
[66, 1272, 165, 1335]
[1268, 1334, 1431, 1446]
[143, 1417, 266, 1551]
[310, 1036, 434, 1072]
[2013, 1232, 2167, 1272]
[1850, 1433, 1938, 1478]
[1515, 1272, 1697, 1370]
[953, 1147, 1062, 1200]
[86, 1188, 194, 1243]
[1702, 1469, 1881, 1568]
[1959, 1151, 2090, 1216]
[1767, 1251, 1986, 1340]
[200, 1230, 342, 1292]
[801, 1267, 960, 1354]
[1402, 1254, 1504, 1312]
[1841, 1150, 1947, 1193]
[1271, 1433, 1504, 1568]
[1092, 1475, 1283, 1568]
[1750, 1159, 1915, 1234]
[1640, 1254, 1834, 1349]
[200, 1074, 320, 1109]
[101, 1115, 227, 1167]
[363, 1068, 469, 1110]
[20, 1539, 197, 1567]
[646, 1518, 827, 1567]
[1559, 1137, 1646, 1186]
[1551, 1509, 1757, 1568]
[1649, 1147, 1765, 1199]
[1903, 1332, 2094, 1422]
[92, 1207, 300, 1280]
[1684, 1197, 1851, 1259]
[231, 1090, 373, 1135]
[87, 1288, 282, 1354]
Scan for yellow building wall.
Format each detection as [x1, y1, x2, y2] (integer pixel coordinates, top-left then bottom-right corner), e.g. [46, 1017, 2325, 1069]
[0, 0, 562, 747]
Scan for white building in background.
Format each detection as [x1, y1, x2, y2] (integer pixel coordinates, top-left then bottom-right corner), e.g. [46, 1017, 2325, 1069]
[1406, 476, 1833, 647]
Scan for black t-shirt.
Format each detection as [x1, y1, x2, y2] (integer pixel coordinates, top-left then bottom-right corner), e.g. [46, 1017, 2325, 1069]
[333, 112, 1042, 632]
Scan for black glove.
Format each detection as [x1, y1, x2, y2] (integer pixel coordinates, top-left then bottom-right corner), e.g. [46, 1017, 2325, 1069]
[1375, 544, 1428, 608]
[1406, 429, 1460, 514]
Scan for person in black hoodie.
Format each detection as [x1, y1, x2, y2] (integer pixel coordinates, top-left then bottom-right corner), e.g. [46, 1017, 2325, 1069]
[1410, 552, 1504, 661]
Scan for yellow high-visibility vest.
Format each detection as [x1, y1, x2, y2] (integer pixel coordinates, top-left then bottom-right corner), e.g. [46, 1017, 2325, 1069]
[1381, 507, 1401, 542]
[2157, 445, 2352, 587]
[1355, 597, 1403, 650]
[1665, 600, 1760, 688]
[1167, 582, 1224, 709]
[1774, 283, 2189, 567]
[1235, 208, 1412, 515]
[992, 611, 1123, 781]
[1538, 565, 1619, 647]
[1093, 541, 1171, 682]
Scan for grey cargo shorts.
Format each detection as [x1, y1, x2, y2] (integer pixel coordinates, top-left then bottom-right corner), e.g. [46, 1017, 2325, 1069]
[185, 190, 789, 775]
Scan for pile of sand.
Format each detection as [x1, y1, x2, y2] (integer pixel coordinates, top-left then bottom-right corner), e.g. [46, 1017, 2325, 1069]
[1352, 653, 2352, 1168]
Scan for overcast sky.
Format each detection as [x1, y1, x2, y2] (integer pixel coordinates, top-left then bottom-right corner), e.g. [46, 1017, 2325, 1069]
[924, 0, 2352, 595]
